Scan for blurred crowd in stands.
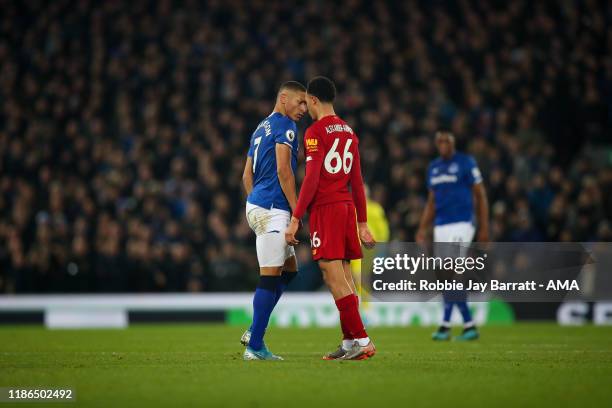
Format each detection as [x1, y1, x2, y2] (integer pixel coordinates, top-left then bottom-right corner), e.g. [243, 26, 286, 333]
[0, 0, 610, 293]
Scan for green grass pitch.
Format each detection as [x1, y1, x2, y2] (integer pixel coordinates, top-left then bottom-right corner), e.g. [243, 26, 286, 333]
[1, 323, 611, 407]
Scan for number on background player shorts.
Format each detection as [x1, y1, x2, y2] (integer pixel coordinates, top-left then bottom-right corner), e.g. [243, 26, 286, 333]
[309, 202, 362, 261]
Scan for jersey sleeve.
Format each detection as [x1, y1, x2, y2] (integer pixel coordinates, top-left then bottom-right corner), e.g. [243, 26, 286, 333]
[293, 128, 323, 219]
[303, 127, 324, 164]
[274, 119, 297, 148]
[349, 141, 367, 223]
[466, 156, 483, 185]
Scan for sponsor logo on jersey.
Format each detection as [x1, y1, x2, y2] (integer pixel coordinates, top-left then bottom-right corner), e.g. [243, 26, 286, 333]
[305, 138, 318, 152]
[430, 174, 458, 185]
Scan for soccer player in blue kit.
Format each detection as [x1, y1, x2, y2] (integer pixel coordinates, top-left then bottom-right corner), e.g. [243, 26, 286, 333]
[241, 81, 307, 360]
[416, 130, 490, 341]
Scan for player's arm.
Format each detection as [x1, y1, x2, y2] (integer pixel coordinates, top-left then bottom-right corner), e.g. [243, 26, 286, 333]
[275, 144, 297, 212]
[285, 155, 322, 246]
[473, 183, 490, 242]
[285, 130, 322, 245]
[416, 190, 434, 244]
[350, 146, 375, 249]
[468, 157, 489, 242]
[242, 156, 254, 195]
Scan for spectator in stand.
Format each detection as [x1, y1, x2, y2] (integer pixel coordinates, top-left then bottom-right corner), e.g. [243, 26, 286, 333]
[0, 0, 609, 293]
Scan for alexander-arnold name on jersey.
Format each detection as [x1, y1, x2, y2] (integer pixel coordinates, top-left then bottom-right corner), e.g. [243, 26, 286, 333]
[325, 124, 354, 134]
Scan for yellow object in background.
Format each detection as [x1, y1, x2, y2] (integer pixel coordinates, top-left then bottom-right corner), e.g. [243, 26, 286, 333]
[352, 199, 389, 304]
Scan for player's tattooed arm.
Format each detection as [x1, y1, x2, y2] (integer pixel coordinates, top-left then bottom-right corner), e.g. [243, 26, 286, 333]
[416, 190, 435, 244]
[276, 143, 298, 212]
[473, 183, 490, 242]
[242, 156, 254, 195]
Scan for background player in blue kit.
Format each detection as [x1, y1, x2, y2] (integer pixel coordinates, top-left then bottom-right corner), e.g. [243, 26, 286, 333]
[241, 81, 307, 360]
[416, 130, 490, 341]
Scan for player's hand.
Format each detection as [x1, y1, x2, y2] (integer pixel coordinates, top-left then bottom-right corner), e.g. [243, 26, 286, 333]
[415, 228, 427, 245]
[358, 222, 376, 249]
[285, 217, 300, 246]
[289, 208, 302, 228]
[477, 228, 490, 243]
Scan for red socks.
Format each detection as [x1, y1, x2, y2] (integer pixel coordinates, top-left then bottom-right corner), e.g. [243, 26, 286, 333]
[335, 294, 367, 339]
[340, 315, 351, 340]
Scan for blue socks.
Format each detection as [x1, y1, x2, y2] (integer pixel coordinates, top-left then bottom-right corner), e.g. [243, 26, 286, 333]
[456, 301, 473, 325]
[442, 291, 473, 326]
[248, 272, 297, 351]
[442, 301, 453, 325]
[248, 276, 280, 351]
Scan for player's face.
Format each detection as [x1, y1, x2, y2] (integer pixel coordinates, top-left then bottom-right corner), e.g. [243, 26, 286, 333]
[285, 91, 307, 122]
[435, 133, 455, 158]
[306, 93, 318, 120]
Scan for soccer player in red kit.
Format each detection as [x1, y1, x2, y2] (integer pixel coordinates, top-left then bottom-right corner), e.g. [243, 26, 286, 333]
[285, 76, 376, 360]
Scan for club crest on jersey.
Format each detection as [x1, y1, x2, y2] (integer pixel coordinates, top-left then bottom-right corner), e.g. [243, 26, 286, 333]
[448, 163, 459, 174]
[286, 129, 295, 142]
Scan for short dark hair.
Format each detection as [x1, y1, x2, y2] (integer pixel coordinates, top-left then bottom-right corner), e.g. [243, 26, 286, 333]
[434, 129, 455, 141]
[435, 130, 455, 140]
[279, 81, 306, 93]
[307, 76, 336, 103]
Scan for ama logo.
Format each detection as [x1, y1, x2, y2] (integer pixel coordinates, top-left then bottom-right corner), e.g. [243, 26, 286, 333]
[546, 280, 580, 290]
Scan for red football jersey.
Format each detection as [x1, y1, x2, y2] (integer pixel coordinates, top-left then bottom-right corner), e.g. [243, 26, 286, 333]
[293, 115, 367, 222]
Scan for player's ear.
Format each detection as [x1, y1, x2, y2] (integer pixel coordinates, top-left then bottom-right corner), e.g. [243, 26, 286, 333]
[279, 91, 288, 104]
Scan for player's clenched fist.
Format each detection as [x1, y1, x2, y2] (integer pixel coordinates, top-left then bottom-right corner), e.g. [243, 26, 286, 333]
[358, 222, 376, 249]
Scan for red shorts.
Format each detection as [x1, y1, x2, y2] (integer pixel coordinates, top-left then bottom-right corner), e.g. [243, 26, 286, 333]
[308, 202, 363, 261]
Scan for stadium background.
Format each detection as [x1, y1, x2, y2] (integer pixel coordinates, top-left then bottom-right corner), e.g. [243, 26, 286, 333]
[0, 2, 611, 407]
[0, 0, 610, 311]
[1, 0, 609, 295]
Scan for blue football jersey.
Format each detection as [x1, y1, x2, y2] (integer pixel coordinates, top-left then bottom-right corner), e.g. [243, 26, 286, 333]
[247, 112, 299, 211]
[427, 152, 483, 226]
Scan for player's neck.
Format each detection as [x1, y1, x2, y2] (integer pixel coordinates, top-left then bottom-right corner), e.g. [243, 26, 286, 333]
[272, 101, 287, 117]
[441, 151, 456, 160]
[316, 105, 336, 121]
